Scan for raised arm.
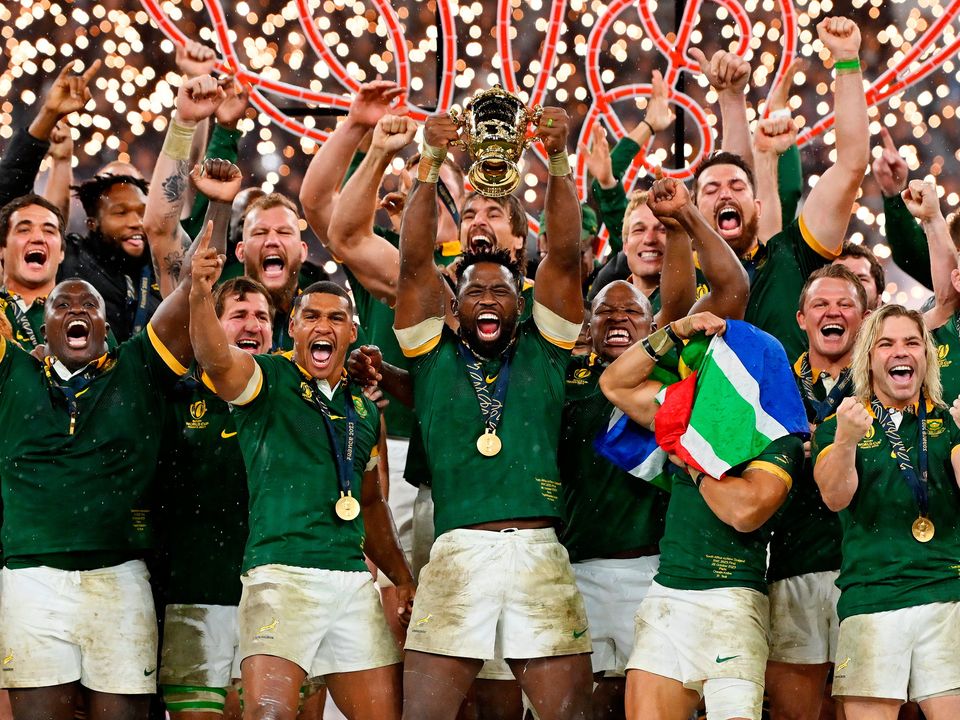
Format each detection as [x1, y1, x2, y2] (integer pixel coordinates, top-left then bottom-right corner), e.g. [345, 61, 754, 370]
[814, 396, 871, 511]
[143, 74, 225, 298]
[42, 123, 74, 223]
[766, 58, 806, 225]
[600, 312, 726, 426]
[394, 114, 459, 330]
[690, 49, 753, 169]
[902, 180, 959, 328]
[753, 116, 799, 244]
[801, 17, 870, 253]
[326, 114, 418, 304]
[534, 107, 584, 323]
[300, 80, 405, 247]
[649, 177, 749, 320]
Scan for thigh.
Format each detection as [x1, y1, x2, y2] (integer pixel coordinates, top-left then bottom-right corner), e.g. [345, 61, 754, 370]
[765, 661, 831, 720]
[402, 650, 483, 720]
[918, 693, 960, 720]
[87, 690, 152, 720]
[507, 654, 593, 720]
[471, 679, 523, 720]
[624, 669, 698, 720]
[8, 684, 81, 720]
[593, 677, 627, 720]
[326, 665, 401, 720]
[839, 697, 901, 720]
[241, 654, 306, 720]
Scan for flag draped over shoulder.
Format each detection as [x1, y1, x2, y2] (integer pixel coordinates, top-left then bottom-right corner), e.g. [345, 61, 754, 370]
[594, 320, 808, 484]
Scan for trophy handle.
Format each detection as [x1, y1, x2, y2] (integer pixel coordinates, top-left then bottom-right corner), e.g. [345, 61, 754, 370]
[524, 105, 544, 147]
[448, 106, 465, 148]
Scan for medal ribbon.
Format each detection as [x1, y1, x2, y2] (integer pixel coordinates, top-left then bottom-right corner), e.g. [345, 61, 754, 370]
[0, 291, 38, 348]
[297, 367, 358, 501]
[42, 354, 113, 434]
[127, 265, 153, 337]
[798, 353, 853, 424]
[456, 341, 514, 434]
[870, 393, 929, 517]
[436, 175, 461, 227]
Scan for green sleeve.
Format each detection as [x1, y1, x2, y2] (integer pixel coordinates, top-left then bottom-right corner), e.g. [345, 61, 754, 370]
[181, 123, 243, 240]
[777, 145, 803, 226]
[884, 194, 932, 290]
[342, 150, 366, 188]
[811, 417, 838, 465]
[591, 137, 642, 255]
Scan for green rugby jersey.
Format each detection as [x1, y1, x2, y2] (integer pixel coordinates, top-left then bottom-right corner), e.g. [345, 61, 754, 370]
[694, 216, 833, 362]
[656, 435, 803, 593]
[767, 355, 845, 583]
[156, 375, 248, 606]
[229, 353, 380, 573]
[559, 354, 668, 562]
[932, 314, 960, 403]
[813, 402, 960, 621]
[0, 326, 186, 567]
[0, 292, 44, 350]
[398, 311, 575, 535]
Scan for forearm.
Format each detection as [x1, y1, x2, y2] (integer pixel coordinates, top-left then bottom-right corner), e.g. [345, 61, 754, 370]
[832, 70, 870, 181]
[885, 194, 932, 289]
[189, 290, 234, 377]
[300, 118, 370, 243]
[778, 144, 803, 225]
[677, 204, 749, 319]
[379, 362, 414, 408]
[922, 215, 958, 326]
[544, 172, 582, 268]
[593, 181, 628, 254]
[698, 473, 781, 532]
[719, 92, 753, 168]
[399, 180, 441, 273]
[363, 494, 414, 586]
[609, 137, 642, 180]
[181, 119, 209, 218]
[183, 123, 242, 239]
[328, 148, 394, 251]
[814, 442, 859, 511]
[599, 341, 660, 424]
[655, 226, 695, 325]
[43, 157, 73, 223]
[27, 107, 62, 143]
[755, 150, 783, 244]
[0, 126, 49, 207]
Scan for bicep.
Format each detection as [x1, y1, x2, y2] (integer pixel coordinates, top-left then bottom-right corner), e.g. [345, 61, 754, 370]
[741, 467, 791, 518]
[336, 236, 401, 305]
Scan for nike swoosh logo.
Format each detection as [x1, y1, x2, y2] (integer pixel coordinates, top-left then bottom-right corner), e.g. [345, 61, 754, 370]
[143, 668, 156, 676]
[485, 374, 499, 384]
[715, 654, 739, 663]
[221, 430, 237, 439]
[572, 628, 588, 639]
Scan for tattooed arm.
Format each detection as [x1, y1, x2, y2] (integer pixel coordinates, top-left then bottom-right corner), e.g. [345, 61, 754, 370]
[143, 74, 224, 298]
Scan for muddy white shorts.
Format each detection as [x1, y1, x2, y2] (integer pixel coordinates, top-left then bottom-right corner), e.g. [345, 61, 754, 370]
[627, 582, 769, 717]
[405, 528, 591, 660]
[574, 555, 659, 676]
[238, 564, 400, 678]
[159, 604, 240, 688]
[833, 601, 960, 702]
[0, 561, 157, 693]
[768, 570, 840, 665]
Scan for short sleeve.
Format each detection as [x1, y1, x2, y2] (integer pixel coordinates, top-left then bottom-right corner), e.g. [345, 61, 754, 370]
[812, 417, 839, 466]
[395, 317, 444, 358]
[744, 434, 804, 490]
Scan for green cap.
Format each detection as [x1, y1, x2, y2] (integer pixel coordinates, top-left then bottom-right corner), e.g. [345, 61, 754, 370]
[538, 203, 599, 244]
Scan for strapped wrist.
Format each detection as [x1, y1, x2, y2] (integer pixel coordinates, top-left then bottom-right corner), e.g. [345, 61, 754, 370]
[833, 57, 861, 75]
[162, 117, 197, 161]
[548, 151, 571, 177]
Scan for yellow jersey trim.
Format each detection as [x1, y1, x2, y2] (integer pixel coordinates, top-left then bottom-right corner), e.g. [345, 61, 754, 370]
[147, 323, 189, 376]
[200, 371, 218, 394]
[533, 301, 581, 349]
[395, 316, 444, 358]
[438, 239, 462, 257]
[0, 336, 6, 364]
[815, 444, 834, 463]
[227, 362, 264, 406]
[799, 213, 839, 260]
[951, 445, 960, 458]
[745, 460, 793, 490]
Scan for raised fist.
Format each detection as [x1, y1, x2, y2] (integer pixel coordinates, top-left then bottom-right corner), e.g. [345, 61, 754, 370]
[370, 114, 418, 156]
[817, 16, 861, 61]
[176, 74, 226, 126]
[348, 345, 384, 388]
[536, 107, 570, 156]
[754, 116, 798, 155]
[190, 158, 243, 204]
[424, 113, 460, 150]
[902, 179, 942, 223]
[215, 77, 250, 129]
[175, 40, 218, 79]
[648, 176, 691, 221]
[835, 396, 872, 446]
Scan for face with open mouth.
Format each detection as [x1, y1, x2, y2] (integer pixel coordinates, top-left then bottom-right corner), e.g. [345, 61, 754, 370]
[623, 204, 667, 282]
[590, 281, 653, 362]
[870, 315, 928, 409]
[798, 277, 865, 365]
[219, 292, 273, 355]
[459, 196, 524, 261]
[93, 183, 148, 258]
[290, 291, 357, 381]
[1, 203, 65, 292]
[238, 205, 308, 298]
[695, 163, 761, 256]
[43, 280, 110, 370]
[455, 262, 522, 358]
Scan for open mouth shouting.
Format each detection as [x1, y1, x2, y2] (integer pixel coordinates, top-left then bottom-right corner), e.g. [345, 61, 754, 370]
[715, 204, 743, 240]
[261, 254, 286, 280]
[887, 363, 915, 389]
[65, 317, 91, 350]
[604, 326, 633, 348]
[310, 339, 334, 370]
[24, 247, 48, 270]
[236, 337, 261, 352]
[467, 232, 495, 253]
[819, 323, 847, 345]
[476, 311, 502, 342]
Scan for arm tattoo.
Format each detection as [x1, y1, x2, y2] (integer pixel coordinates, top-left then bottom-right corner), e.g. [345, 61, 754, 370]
[161, 160, 190, 205]
[164, 250, 184, 282]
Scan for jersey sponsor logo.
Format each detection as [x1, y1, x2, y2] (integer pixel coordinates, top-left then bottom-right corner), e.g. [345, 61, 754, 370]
[352, 395, 368, 418]
[300, 382, 314, 401]
[858, 424, 880, 449]
[415, 614, 432, 626]
[186, 400, 209, 430]
[485, 372, 499, 384]
[696, 283, 709, 299]
[2, 651, 12, 668]
[143, 667, 156, 677]
[927, 418, 945, 437]
[567, 367, 592, 386]
[715, 654, 739, 663]
[572, 627, 588, 639]
[938, 344, 951, 367]
[221, 429, 238, 439]
[254, 618, 279, 640]
[836, 657, 850, 671]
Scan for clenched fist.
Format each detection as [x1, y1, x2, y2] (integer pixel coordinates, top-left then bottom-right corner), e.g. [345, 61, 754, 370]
[834, 396, 872, 446]
[817, 16, 861, 62]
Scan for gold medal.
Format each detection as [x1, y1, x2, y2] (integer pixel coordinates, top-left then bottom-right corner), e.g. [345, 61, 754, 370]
[335, 491, 361, 521]
[912, 515, 935, 542]
[476, 429, 502, 457]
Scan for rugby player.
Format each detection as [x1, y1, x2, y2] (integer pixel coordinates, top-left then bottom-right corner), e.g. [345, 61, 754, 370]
[188, 245, 414, 719]
[394, 107, 591, 720]
[814, 305, 960, 719]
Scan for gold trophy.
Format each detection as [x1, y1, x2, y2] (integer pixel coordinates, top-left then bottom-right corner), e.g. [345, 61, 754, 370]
[449, 85, 542, 198]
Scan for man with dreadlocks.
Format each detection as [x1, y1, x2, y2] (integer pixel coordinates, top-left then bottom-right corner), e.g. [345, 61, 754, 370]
[394, 108, 592, 720]
[59, 173, 161, 342]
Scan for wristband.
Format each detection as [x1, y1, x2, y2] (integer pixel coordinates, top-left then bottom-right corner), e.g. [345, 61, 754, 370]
[640, 119, 655, 136]
[691, 469, 706, 487]
[642, 326, 675, 360]
[161, 117, 196, 161]
[640, 337, 657, 361]
[548, 151, 571, 177]
[768, 108, 792, 121]
[833, 58, 861, 75]
[663, 323, 682, 346]
[417, 142, 448, 183]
